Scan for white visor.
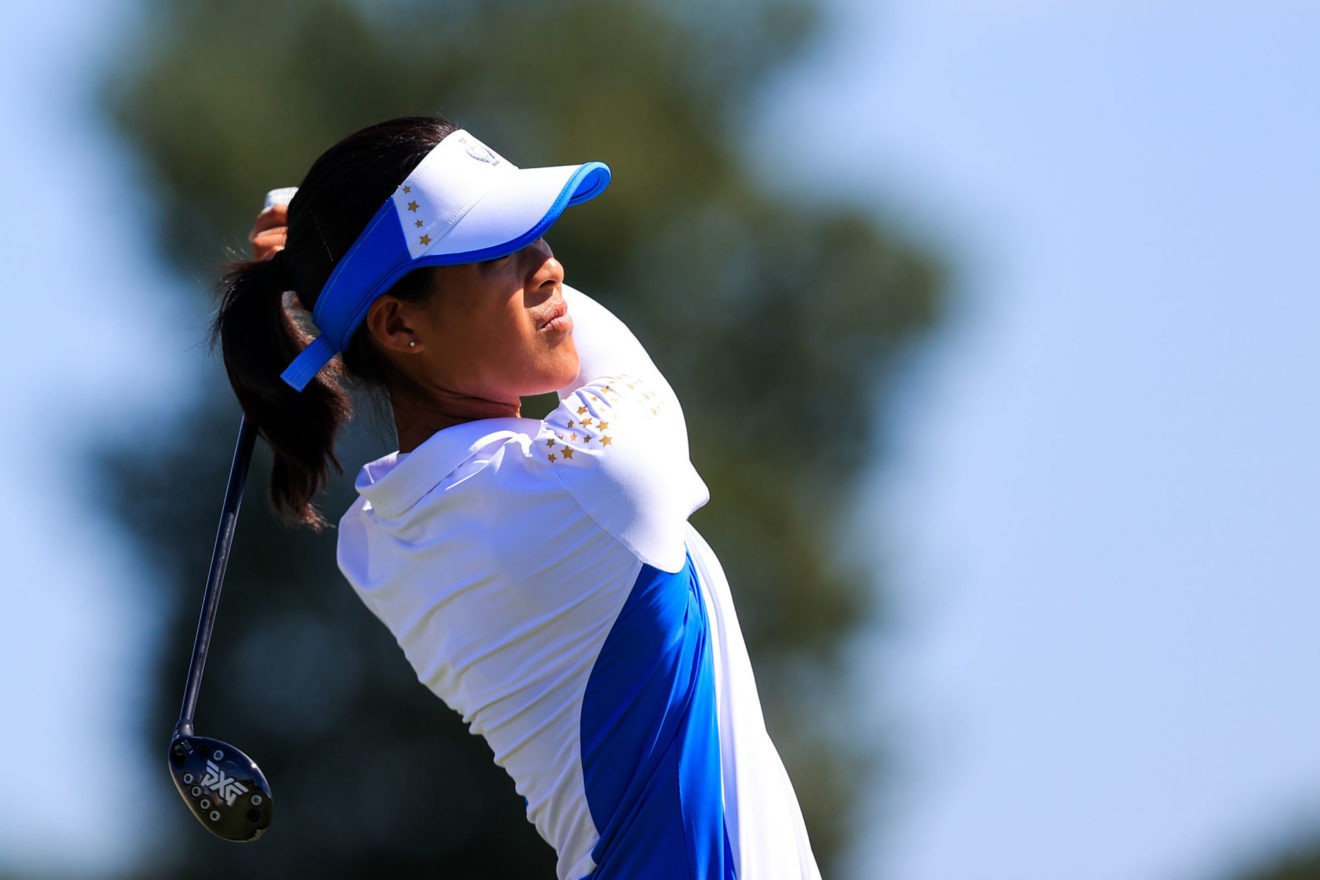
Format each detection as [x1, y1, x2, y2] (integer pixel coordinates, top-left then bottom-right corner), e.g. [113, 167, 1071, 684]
[281, 129, 611, 391]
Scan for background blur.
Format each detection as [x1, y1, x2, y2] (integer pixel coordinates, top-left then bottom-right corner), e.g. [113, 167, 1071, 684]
[1, 0, 1316, 879]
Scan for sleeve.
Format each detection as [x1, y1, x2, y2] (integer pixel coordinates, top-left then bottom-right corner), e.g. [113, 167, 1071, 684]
[533, 286, 709, 572]
[557, 285, 679, 408]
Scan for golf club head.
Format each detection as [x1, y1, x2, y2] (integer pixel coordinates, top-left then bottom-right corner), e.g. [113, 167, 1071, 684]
[168, 733, 273, 842]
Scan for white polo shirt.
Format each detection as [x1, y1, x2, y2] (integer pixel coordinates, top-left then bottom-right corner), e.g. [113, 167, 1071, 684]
[337, 287, 821, 880]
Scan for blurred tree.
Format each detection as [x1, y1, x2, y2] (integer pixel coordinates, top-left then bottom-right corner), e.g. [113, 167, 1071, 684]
[1226, 837, 1320, 880]
[100, 0, 943, 876]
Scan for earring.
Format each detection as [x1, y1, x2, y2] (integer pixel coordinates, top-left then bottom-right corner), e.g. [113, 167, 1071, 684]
[408, 340, 417, 349]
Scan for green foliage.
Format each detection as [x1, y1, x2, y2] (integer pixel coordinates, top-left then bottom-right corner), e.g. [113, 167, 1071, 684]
[101, 0, 943, 876]
[1223, 835, 1320, 880]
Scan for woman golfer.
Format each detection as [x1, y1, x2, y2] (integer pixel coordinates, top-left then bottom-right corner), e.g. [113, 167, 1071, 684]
[216, 116, 821, 880]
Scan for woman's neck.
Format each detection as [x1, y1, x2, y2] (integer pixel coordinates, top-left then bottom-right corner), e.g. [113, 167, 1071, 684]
[390, 385, 521, 453]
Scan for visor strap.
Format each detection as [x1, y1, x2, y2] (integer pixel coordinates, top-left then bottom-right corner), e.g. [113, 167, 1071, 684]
[280, 335, 338, 391]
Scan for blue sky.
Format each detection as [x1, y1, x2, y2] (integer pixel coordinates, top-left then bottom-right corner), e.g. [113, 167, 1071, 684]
[0, 0, 198, 874]
[756, 1, 1320, 878]
[1, 1, 1317, 878]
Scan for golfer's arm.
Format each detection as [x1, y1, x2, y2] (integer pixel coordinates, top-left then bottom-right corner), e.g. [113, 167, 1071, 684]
[541, 288, 707, 571]
[557, 286, 677, 409]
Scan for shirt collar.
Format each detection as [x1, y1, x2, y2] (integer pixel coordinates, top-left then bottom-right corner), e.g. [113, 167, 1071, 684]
[354, 417, 534, 519]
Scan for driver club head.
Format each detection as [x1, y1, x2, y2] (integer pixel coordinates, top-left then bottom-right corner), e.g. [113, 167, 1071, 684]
[168, 733, 273, 842]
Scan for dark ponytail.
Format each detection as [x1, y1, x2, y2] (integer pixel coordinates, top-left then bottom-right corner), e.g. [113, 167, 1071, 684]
[211, 116, 456, 528]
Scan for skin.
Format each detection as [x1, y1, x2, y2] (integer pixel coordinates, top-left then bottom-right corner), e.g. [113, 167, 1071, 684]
[251, 204, 580, 453]
[364, 240, 579, 451]
[249, 204, 289, 261]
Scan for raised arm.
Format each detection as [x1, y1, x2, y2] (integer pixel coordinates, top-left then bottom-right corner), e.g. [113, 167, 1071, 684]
[558, 285, 679, 412]
[539, 285, 708, 571]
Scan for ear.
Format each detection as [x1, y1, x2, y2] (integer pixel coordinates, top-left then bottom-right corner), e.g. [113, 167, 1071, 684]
[365, 296, 420, 354]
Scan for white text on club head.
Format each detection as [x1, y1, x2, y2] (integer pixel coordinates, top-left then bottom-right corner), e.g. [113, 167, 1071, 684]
[201, 759, 250, 806]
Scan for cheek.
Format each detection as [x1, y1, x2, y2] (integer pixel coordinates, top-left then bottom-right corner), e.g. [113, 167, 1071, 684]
[461, 314, 552, 390]
[432, 295, 578, 395]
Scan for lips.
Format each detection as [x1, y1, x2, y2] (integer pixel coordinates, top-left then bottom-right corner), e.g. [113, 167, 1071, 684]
[537, 298, 571, 332]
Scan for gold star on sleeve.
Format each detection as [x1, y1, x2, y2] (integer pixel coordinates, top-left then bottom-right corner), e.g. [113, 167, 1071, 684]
[577, 405, 588, 415]
[546, 438, 556, 447]
[600, 435, 613, 446]
[419, 234, 432, 246]
[403, 185, 412, 193]
[597, 421, 609, 431]
[580, 417, 593, 428]
[561, 447, 575, 460]
[415, 219, 424, 228]
[548, 453, 557, 463]
[407, 200, 420, 212]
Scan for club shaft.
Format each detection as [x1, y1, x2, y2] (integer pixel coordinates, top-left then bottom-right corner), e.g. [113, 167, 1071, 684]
[175, 414, 258, 734]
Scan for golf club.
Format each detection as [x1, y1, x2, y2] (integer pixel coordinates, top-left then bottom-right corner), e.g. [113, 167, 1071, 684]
[165, 186, 295, 842]
[166, 413, 273, 842]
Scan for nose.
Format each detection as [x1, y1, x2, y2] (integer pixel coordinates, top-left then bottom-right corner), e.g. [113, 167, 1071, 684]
[525, 238, 563, 289]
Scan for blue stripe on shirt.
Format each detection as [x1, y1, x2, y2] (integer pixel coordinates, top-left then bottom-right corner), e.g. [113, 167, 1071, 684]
[579, 556, 734, 879]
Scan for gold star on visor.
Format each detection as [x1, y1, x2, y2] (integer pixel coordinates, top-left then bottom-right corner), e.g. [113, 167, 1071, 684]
[419, 234, 432, 246]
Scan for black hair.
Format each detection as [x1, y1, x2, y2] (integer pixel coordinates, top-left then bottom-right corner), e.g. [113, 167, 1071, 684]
[211, 116, 457, 527]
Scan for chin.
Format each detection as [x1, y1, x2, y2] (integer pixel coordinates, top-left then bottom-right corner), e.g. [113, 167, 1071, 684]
[516, 359, 579, 398]
[548, 346, 581, 389]
[516, 342, 578, 397]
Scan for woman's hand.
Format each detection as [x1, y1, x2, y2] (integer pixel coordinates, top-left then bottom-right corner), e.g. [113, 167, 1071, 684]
[250, 204, 289, 261]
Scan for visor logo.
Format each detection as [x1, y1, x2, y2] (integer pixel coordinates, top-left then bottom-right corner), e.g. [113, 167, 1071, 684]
[462, 137, 500, 166]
